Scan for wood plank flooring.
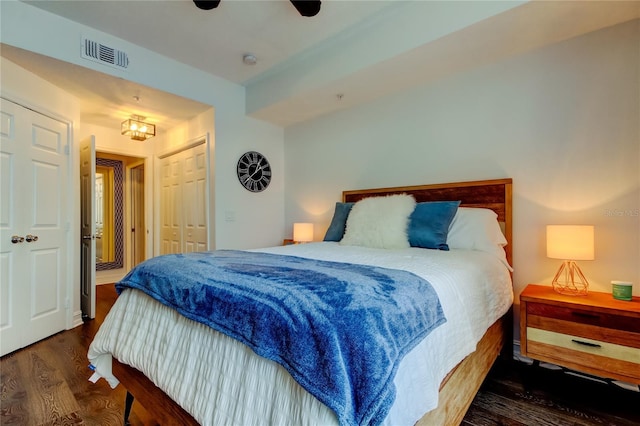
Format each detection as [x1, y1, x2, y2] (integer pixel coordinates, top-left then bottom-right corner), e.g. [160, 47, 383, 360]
[462, 359, 640, 426]
[1, 284, 639, 425]
[1, 285, 156, 425]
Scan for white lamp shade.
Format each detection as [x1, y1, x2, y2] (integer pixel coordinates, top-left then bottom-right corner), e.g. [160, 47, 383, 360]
[546, 225, 594, 260]
[293, 223, 314, 242]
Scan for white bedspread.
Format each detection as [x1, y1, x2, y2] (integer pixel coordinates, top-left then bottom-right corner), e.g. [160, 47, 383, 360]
[88, 242, 513, 425]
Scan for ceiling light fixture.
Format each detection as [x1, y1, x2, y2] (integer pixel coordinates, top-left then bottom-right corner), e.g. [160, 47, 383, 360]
[121, 115, 156, 141]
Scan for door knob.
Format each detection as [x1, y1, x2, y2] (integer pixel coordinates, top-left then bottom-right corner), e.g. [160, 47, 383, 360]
[11, 235, 24, 244]
[25, 234, 39, 242]
[82, 235, 94, 240]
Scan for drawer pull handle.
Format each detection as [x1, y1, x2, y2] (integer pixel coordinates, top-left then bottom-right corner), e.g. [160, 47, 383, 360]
[571, 339, 601, 348]
[571, 312, 600, 320]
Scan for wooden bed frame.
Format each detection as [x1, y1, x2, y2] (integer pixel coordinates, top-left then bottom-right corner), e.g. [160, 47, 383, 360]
[112, 178, 513, 426]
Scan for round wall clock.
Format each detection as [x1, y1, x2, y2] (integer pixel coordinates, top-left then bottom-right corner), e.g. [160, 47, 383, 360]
[236, 151, 272, 193]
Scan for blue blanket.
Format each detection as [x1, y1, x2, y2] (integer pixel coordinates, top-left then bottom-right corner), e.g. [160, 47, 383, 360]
[116, 250, 446, 425]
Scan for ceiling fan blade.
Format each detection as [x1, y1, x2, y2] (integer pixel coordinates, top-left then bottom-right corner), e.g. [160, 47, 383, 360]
[290, 0, 321, 17]
[193, 0, 221, 10]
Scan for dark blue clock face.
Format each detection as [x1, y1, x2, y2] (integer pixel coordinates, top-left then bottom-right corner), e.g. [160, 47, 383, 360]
[237, 151, 272, 192]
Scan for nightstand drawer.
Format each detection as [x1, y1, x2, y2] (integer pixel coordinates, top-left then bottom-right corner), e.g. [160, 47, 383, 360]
[527, 314, 640, 348]
[527, 327, 640, 364]
[527, 302, 640, 333]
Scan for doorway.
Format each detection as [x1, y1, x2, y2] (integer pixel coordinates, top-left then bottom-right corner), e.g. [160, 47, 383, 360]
[95, 157, 124, 271]
[80, 150, 147, 320]
[93, 152, 146, 285]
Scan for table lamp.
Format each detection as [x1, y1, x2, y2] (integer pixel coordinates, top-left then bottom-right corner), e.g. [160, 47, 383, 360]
[293, 223, 314, 243]
[546, 225, 594, 296]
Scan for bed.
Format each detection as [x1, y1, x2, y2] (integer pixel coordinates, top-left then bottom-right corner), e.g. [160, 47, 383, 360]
[88, 178, 514, 426]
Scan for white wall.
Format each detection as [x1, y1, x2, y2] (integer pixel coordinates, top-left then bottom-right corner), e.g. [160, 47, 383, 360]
[214, 115, 285, 249]
[284, 21, 640, 338]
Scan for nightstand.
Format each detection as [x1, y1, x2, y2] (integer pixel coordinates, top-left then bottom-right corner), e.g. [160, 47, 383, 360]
[520, 284, 640, 384]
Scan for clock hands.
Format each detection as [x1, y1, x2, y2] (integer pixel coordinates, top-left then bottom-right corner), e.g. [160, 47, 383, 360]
[250, 165, 263, 180]
[242, 165, 262, 184]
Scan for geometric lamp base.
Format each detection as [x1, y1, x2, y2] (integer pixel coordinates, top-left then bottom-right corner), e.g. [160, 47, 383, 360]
[551, 260, 589, 296]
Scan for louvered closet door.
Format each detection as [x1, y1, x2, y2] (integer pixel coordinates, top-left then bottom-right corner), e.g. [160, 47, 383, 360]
[0, 99, 69, 356]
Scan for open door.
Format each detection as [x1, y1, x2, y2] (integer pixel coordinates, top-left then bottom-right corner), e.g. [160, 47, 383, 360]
[80, 136, 96, 319]
[130, 163, 146, 266]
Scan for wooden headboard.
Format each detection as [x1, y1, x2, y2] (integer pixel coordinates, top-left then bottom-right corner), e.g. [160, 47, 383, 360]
[342, 178, 513, 266]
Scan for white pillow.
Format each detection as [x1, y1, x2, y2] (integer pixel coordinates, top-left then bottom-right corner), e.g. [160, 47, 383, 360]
[340, 194, 416, 249]
[447, 207, 512, 269]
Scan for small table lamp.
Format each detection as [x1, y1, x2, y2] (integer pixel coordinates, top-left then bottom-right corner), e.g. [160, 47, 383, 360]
[293, 223, 314, 243]
[546, 225, 594, 296]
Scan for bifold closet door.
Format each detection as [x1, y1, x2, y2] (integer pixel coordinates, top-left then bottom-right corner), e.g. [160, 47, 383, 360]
[159, 143, 207, 255]
[181, 144, 207, 253]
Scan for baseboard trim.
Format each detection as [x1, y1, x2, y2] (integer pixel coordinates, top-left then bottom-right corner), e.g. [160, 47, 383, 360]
[71, 310, 83, 329]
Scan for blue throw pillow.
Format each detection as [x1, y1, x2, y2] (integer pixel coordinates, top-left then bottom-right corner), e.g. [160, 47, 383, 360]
[408, 201, 461, 250]
[323, 202, 354, 241]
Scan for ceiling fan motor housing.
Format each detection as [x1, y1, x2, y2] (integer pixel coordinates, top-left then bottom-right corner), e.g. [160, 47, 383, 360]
[193, 0, 220, 11]
[290, 1, 321, 17]
[193, 0, 321, 17]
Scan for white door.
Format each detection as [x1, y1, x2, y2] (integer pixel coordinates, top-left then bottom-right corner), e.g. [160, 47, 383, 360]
[159, 143, 208, 255]
[182, 144, 208, 253]
[160, 155, 182, 254]
[80, 136, 96, 319]
[0, 98, 69, 356]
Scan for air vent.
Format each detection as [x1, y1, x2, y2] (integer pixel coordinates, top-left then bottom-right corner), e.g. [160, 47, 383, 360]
[81, 37, 129, 70]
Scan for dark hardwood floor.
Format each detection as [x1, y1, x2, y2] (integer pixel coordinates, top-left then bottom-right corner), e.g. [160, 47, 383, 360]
[1, 284, 639, 425]
[462, 359, 640, 426]
[1, 285, 157, 425]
